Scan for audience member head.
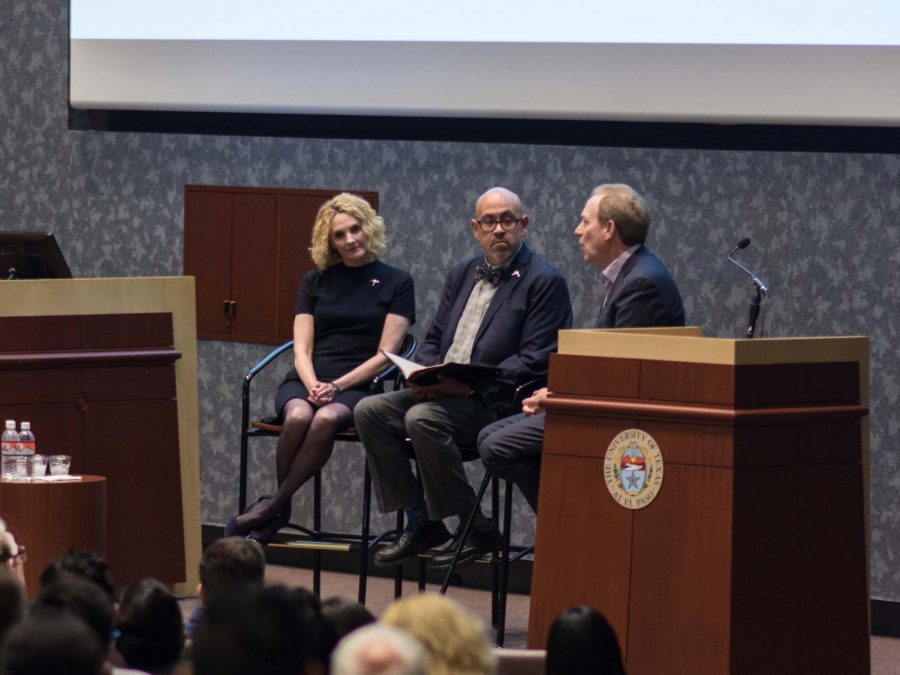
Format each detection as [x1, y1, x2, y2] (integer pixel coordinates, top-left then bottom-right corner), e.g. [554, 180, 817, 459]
[545, 605, 625, 675]
[1, 608, 105, 675]
[198, 535, 265, 606]
[381, 592, 496, 675]
[0, 519, 26, 587]
[116, 577, 186, 673]
[321, 595, 376, 642]
[192, 584, 329, 675]
[331, 624, 428, 675]
[33, 575, 115, 654]
[311, 192, 387, 269]
[590, 183, 650, 246]
[292, 584, 337, 666]
[0, 518, 19, 562]
[39, 548, 116, 603]
[0, 566, 26, 649]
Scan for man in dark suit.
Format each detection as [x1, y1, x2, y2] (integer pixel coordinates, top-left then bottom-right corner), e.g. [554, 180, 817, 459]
[354, 187, 572, 566]
[460, 184, 684, 565]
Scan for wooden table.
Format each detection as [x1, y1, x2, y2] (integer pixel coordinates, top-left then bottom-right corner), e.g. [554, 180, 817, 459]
[0, 475, 107, 597]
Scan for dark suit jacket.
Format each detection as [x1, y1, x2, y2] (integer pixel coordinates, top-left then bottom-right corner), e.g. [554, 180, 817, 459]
[417, 243, 572, 407]
[595, 245, 685, 328]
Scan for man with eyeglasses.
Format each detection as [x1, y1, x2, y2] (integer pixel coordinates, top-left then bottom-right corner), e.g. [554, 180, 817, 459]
[473, 183, 684, 539]
[354, 187, 572, 566]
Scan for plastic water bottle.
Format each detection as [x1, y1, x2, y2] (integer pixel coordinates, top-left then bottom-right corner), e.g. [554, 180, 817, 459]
[17, 422, 36, 478]
[1, 421, 20, 479]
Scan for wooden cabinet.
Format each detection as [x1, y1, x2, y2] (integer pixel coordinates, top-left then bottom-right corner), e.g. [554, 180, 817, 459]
[184, 185, 379, 344]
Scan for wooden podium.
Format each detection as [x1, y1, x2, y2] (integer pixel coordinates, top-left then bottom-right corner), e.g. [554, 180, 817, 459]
[0, 278, 201, 594]
[527, 328, 870, 675]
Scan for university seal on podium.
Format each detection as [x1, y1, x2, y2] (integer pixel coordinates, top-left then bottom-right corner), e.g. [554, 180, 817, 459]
[604, 428, 664, 510]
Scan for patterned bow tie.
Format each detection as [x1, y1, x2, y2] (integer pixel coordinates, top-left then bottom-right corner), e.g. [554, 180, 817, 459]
[475, 263, 503, 287]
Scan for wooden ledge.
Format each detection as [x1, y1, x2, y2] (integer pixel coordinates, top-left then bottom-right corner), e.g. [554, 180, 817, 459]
[0, 348, 181, 369]
[543, 395, 868, 425]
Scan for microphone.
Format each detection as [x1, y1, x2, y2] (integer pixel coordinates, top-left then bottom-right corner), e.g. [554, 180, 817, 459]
[728, 237, 751, 257]
[726, 238, 770, 338]
[726, 238, 768, 295]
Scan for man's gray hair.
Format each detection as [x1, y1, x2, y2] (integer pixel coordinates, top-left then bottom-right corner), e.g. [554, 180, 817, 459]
[591, 183, 650, 246]
[332, 624, 428, 675]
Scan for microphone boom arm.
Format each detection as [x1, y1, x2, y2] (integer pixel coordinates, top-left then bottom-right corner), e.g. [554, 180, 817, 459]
[727, 241, 770, 339]
[727, 253, 769, 295]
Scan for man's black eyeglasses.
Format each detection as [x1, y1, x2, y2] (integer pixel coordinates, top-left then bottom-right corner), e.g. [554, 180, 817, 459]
[476, 215, 523, 232]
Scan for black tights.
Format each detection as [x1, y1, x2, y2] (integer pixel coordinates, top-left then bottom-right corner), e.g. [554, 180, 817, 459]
[269, 398, 352, 515]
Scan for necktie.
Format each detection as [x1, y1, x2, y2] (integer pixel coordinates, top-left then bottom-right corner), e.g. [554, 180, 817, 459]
[474, 263, 502, 287]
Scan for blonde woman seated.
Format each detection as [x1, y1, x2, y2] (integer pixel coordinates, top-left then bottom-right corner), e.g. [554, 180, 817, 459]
[381, 593, 496, 675]
[227, 193, 415, 543]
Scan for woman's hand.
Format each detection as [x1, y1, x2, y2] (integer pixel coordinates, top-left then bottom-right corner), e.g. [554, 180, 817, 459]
[307, 381, 336, 406]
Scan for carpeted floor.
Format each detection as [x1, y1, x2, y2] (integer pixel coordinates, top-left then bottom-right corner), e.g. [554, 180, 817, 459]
[178, 563, 900, 672]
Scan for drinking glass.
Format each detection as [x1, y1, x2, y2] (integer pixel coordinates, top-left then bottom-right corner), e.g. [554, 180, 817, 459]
[48, 455, 71, 476]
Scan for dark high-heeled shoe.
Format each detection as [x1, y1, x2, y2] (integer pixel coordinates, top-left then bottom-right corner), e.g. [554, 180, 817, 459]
[224, 496, 275, 537]
[247, 509, 292, 545]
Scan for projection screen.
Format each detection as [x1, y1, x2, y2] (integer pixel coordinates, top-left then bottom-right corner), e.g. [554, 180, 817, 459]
[69, 0, 900, 126]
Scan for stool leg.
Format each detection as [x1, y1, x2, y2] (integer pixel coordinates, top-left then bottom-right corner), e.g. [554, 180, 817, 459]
[496, 479, 514, 647]
[394, 510, 404, 598]
[417, 557, 427, 592]
[490, 475, 499, 628]
[313, 469, 322, 597]
[439, 473, 491, 594]
[239, 379, 251, 513]
[359, 462, 372, 604]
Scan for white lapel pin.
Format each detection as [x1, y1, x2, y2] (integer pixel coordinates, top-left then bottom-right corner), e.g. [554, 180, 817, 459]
[370, 279, 381, 287]
[511, 270, 521, 278]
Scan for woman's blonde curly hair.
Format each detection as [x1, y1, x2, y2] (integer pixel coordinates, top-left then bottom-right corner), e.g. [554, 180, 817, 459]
[309, 193, 386, 270]
[381, 593, 497, 675]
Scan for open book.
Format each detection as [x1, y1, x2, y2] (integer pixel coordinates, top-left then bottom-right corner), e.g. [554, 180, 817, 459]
[381, 350, 501, 388]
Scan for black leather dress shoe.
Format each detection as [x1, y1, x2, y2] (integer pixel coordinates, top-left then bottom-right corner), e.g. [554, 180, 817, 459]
[429, 525, 502, 569]
[374, 521, 451, 567]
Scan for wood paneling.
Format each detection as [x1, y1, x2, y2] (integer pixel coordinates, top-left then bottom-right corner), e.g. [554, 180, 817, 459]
[529, 454, 635, 647]
[184, 185, 379, 344]
[184, 189, 233, 337]
[0, 476, 106, 598]
[627, 464, 734, 675]
[548, 354, 641, 398]
[0, 316, 81, 352]
[277, 194, 322, 339]
[80, 313, 174, 349]
[232, 192, 279, 340]
[84, 401, 185, 583]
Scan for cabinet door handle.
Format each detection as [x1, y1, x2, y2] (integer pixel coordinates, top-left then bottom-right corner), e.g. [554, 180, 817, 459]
[223, 299, 234, 331]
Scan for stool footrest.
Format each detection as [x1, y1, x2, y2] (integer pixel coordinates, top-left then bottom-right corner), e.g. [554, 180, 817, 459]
[269, 540, 355, 553]
[250, 420, 283, 433]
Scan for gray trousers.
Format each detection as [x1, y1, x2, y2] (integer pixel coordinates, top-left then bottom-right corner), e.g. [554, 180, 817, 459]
[353, 389, 498, 521]
[477, 411, 546, 512]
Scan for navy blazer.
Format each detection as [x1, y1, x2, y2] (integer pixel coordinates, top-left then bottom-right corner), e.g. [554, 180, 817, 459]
[595, 245, 685, 328]
[417, 243, 572, 405]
